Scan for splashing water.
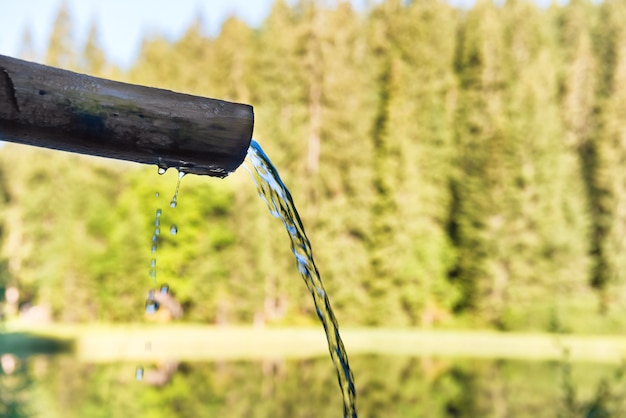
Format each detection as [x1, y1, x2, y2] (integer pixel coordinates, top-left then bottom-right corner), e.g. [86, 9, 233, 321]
[245, 139, 357, 418]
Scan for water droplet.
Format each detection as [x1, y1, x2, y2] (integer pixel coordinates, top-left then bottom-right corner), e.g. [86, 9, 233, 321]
[156, 209, 162, 217]
[169, 171, 186, 208]
[151, 244, 157, 254]
[154, 228, 160, 236]
[148, 269, 156, 280]
[155, 218, 160, 227]
[145, 297, 160, 314]
[170, 225, 178, 236]
[158, 167, 167, 175]
[155, 192, 160, 198]
[135, 367, 144, 381]
[151, 235, 157, 245]
[150, 259, 156, 268]
[160, 284, 169, 295]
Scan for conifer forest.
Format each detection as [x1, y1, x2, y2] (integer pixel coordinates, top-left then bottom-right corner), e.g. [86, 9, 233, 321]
[3, 0, 626, 334]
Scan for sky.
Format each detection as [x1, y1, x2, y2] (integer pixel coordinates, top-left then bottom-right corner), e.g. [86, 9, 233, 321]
[0, 0, 560, 70]
[0, 0, 385, 69]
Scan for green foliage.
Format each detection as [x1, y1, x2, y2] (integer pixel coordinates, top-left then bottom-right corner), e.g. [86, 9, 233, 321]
[4, 0, 626, 331]
[5, 353, 626, 418]
[81, 21, 106, 76]
[44, 1, 75, 69]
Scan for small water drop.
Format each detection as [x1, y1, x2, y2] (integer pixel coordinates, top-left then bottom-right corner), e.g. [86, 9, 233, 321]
[170, 225, 178, 236]
[135, 367, 144, 381]
[151, 235, 157, 245]
[145, 298, 160, 314]
[148, 269, 156, 280]
[159, 284, 170, 295]
[151, 244, 157, 254]
[170, 198, 177, 208]
[158, 167, 167, 175]
[150, 259, 156, 268]
[156, 209, 162, 217]
[154, 227, 160, 236]
[155, 217, 160, 227]
[155, 192, 160, 198]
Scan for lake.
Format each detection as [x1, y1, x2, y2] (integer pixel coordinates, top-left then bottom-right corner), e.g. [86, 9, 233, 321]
[2, 327, 626, 417]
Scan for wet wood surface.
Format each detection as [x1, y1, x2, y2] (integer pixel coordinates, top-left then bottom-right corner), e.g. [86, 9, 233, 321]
[0, 55, 254, 177]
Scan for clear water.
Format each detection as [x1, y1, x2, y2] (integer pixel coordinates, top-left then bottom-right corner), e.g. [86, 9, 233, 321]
[245, 139, 357, 418]
[170, 171, 186, 208]
[146, 174, 181, 306]
[135, 366, 144, 381]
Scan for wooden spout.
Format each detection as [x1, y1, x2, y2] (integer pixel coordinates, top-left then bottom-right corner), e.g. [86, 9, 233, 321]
[0, 55, 254, 177]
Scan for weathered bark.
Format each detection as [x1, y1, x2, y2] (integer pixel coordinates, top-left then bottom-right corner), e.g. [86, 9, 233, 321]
[0, 55, 254, 177]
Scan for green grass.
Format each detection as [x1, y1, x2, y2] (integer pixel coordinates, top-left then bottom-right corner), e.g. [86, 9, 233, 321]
[4, 323, 626, 364]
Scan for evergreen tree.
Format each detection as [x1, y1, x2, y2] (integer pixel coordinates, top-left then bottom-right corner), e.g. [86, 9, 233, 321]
[171, 15, 212, 95]
[6, 0, 626, 330]
[206, 17, 254, 103]
[17, 27, 36, 62]
[453, 0, 590, 326]
[590, 0, 626, 309]
[304, 2, 378, 324]
[555, 0, 600, 311]
[557, 0, 597, 150]
[45, 1, 75, 69]
[129, 36, 179, 90]
[364, 0, 459, 325]
[244, 0, 313, 324]
[82, 20, 106, 76]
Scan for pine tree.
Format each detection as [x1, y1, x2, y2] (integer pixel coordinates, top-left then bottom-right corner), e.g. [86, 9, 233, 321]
[82, 20, 106, 76]
[303, 2, 378, 324]
[172, 15, 212, 95]
[453, 0, 590, 327]
[45, 0, 75, 69]
[363, 0, 459, 325]
[206, 17, 253, 103]
[555, 0, 600, 313]
[242, 0, 312, 324]
[558, 0, 597, 150]
[129, 36, 178, 90]
[590, 0, 626, 309]
[17, 27, 36, 61]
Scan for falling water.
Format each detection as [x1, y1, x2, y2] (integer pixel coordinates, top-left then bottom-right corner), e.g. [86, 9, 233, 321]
[170, 171, 186, 208]
[245, 139, 357, 418]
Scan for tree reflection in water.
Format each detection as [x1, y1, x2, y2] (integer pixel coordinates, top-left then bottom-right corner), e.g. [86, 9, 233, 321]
[4, 354, 626, 418]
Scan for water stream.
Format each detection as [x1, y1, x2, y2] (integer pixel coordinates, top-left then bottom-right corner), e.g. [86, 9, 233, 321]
[245, 139, 357, 418]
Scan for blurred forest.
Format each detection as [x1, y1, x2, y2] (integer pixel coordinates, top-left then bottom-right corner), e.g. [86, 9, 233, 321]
[2, 0, 626, 332]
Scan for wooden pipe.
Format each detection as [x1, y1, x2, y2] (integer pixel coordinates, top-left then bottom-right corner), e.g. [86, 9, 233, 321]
[0, 55, 254, 177]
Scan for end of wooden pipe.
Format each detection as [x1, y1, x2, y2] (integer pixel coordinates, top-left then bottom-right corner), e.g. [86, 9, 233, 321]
[0, 55, 254, 177]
